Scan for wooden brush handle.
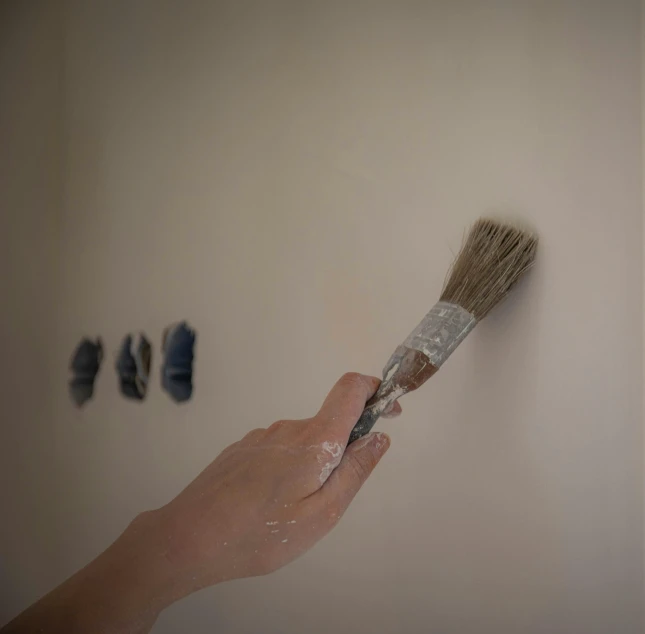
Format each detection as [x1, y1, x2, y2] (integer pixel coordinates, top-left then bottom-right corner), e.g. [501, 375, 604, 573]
[348, 347, 438, 444]
[348, 394, 395, 444]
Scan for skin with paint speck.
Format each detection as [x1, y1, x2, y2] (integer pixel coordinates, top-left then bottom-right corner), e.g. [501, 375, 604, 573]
[142, 373, 395, 592]
[2, 373, 398, 634]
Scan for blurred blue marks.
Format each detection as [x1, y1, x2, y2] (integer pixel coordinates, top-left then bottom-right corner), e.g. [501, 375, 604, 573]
[115, 333, 152, 401]
[69, 337, 103, 407]
[161, 321, 196, 403]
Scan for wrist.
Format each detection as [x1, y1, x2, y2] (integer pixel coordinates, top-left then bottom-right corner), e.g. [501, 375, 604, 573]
[103, 510, 179, 612]
[109, 508, 224, 609]
[67, 510, 180, 630]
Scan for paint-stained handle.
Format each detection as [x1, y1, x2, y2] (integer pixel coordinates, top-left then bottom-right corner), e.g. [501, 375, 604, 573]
[347, 346, 439, 444]
[348, 390, 399, 444]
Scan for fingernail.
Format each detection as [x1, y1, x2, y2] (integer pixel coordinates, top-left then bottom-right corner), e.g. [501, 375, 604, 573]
[381, 405, 401, 419]
[352, 432, 378, 450]
[373, 432, 391, 453]
[353, 431, 391, 452]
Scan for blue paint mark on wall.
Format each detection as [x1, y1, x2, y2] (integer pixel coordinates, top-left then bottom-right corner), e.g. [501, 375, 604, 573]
[69, 338, 103, 406]
[161, 321, 196, 403]
[115, 333, 152, 401]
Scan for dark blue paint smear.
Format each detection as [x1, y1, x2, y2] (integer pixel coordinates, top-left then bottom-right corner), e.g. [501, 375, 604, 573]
[69, 338, 103, 406]
[116, 333, 152, 401]
[161, 321, 196, 403]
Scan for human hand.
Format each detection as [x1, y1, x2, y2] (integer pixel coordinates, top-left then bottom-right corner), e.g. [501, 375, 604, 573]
[145, 372, 399, 604]
[0, 373, 400, 634]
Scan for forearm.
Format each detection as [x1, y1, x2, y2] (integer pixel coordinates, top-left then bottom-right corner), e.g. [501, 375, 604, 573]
[2, 512, 177, 634]
[3, 373, 393, 633]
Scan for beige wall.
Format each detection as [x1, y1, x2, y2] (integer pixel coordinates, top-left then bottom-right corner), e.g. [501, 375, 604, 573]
[0, 0, 63, 619]
[2, 1, 644, 633]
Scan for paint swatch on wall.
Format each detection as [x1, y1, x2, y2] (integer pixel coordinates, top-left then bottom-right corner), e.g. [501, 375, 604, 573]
[115, 333, 152, 401]
[69, 337, 103, 406]
[161, 321, 196, 403]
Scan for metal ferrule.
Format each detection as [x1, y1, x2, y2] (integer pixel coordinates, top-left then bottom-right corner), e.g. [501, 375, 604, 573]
[401, 301, 476, 368]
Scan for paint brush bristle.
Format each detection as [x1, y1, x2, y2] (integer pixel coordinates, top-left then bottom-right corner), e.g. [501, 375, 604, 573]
[347, 216, 538, 443]
[440, 218, 538, 321]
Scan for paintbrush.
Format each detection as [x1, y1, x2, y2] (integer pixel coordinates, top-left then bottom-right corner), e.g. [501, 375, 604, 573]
[348, 217, 538, 444]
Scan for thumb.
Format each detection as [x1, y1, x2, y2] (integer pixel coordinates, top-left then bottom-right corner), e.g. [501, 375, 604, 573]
[318, 432, 391, 513]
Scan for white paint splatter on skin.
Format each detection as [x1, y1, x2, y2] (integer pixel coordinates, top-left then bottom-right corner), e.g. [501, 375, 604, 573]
[282, 539, 288, 543]
[266, 521, 279, 526]
[351, 432, 378, 450]
[351, 431, 390, 451]
[270, 530, 280, 534]
[287, 520, 296, 524]
[318, 441, 344, 485]
[374, 432, 388, 450]
[322, 441, 343, 458]
[319, 463, 334, 483]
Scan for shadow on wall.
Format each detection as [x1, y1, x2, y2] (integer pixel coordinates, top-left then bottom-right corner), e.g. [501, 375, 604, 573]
[443, 264, 566, 619]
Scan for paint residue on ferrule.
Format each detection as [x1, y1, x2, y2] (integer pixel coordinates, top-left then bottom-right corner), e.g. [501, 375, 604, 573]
[402, 301, 476, 368]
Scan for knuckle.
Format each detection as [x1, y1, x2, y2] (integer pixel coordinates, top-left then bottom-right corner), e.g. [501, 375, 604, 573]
[238, 428, 265, 445]
[268, 420, 287, 433]
[339, 372, 365, 389]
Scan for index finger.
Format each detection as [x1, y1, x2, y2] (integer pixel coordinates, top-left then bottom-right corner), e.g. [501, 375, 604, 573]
[314, 373, 380, 442]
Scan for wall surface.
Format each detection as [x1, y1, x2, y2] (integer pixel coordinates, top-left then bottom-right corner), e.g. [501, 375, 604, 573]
[0, 0, 63, 619]
[3, 1, 643, 633]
